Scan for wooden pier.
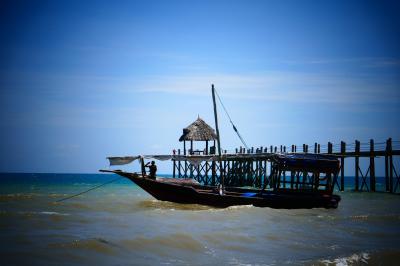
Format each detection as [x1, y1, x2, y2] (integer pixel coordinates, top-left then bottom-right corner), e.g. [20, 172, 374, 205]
[172, 137, 400, 194]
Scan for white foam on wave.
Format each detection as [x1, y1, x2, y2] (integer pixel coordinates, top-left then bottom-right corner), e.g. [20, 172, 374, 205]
[40, 211, 70, 216]
[320, 252, 370, 266]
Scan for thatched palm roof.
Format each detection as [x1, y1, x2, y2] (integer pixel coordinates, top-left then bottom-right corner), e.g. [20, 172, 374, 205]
[179, 117, 217, 142]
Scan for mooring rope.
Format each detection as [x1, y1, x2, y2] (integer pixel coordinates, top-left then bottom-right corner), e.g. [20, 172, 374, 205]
[214, 89, 249, 149]
[56, 176, 123, 202]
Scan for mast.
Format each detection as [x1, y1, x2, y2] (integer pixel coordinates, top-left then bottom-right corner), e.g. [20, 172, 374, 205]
[211, 84, 224, 189]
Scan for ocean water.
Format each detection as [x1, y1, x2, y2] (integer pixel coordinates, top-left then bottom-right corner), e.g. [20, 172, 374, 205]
[1, 173, 400, 266]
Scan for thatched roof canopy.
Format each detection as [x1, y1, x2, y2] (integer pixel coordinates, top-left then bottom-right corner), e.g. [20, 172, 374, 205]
[179, 117, 217, 142]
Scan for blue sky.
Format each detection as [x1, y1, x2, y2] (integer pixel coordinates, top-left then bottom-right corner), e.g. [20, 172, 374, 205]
[0, 0, 399, 173]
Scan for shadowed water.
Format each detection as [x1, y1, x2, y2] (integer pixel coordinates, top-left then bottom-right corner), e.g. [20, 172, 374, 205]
[1, 173, 400, 265]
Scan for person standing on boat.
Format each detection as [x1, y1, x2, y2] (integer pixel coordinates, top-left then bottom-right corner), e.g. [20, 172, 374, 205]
[145, 161, 157, 179]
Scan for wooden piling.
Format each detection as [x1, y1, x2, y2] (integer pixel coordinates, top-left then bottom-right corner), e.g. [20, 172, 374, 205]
[370, 139, 375, 192]
[385, 138, 389, 191]
[355, 140, 360, 191]
[389, 138, 393, 193]
[328, 142, 333, 190]
[340, 141, 345, 191]
[178, 149, 181, 178]
[173, 157, 176, 178]
[291, 145, 295, 189]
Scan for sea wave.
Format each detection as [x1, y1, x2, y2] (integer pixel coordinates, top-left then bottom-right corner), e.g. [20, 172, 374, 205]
[320, 252, 370, 266]
[39, 211, 70, 216]
[48, 238, 117, 255]
[316, 249, 400, 266]
[0, 193, 39, 201]
[136, 199, 214, 211]
[121, 233, 205, 255]
[0, 210, 70, 217]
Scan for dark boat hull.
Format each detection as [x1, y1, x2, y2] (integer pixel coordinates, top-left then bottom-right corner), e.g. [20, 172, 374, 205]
[104, 171, 340, 209]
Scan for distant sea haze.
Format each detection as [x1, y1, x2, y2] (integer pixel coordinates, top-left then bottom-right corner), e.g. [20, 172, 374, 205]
[1, 173, 400, 265]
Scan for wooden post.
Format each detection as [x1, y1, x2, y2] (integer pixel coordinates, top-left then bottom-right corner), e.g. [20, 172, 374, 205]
[177, 149, 181, 178]
[173, 157, 176, 178]
[340, 141, 345, 191]
[328, 142, 332, 154]
[328, 142, 333, 190]
[251, 147, 254, 153]
[303, 144, 306, 153]
[314, 143, 317, 154]
[270, 145, 273, 153]
[205, 140, 209, 155]
[283, 146, 286, 153]
[389, 138, 393, 193]
[318, 144, 320, 154]
[212, 161, 216, 185]
[205, 161, 209, 184]
[370, 139, 375, 192]
[355, 140, 360, 191]
[190, 140, 194, 177]
[291, 145, 295, 188]
[385, 138, 389, 191]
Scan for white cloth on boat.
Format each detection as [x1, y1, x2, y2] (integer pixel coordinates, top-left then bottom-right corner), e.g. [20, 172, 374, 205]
[107, 154, 220, 166]
[147, 155, 173, 161]
[107, 156, 140, 166]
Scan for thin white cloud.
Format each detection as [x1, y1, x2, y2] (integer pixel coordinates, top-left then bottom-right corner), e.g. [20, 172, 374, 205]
[135, 71, 400, 106]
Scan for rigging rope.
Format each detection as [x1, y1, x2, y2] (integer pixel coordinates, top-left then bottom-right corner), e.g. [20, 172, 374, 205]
[214, 89, 249, 149]
[56, 176, 123, 202]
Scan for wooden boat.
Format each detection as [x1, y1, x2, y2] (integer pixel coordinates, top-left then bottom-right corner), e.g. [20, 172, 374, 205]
[100, 153, 341, 209]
